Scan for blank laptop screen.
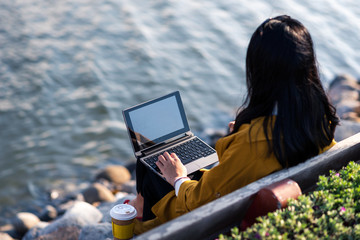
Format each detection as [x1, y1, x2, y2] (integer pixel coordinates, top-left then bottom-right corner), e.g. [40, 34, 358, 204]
[123, 91, 190, 153]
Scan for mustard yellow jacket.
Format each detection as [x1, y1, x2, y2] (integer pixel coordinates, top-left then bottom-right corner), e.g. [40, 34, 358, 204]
[134, 116, 336, 234]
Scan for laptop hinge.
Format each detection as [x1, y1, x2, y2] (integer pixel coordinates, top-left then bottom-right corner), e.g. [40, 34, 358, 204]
[141, 132, 193, 157]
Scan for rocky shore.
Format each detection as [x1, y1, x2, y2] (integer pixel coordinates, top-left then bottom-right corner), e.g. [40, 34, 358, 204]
[0, 164, 138, 240]
[1, 74, 360, 240]
[329, 74, 360, 141]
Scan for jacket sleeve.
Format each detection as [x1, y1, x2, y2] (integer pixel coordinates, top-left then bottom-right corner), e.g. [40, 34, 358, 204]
[175, 144, 256, 212]
[151, 138, 268, 221]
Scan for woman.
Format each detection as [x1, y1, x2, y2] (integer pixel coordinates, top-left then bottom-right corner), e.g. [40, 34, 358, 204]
[130, 15, 339, 234]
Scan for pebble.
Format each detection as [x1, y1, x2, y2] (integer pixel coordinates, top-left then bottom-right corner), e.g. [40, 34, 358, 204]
[120, 180, 137, 195]
[0, 224, 19, 240]
[78, 223, 113, 240]
[329, 74, 360, 122]
[39, 205, 58, 221]
[22, 201, 103, 240]
[28, 226, 81, 240]
[335, 119, 360, 141]
[97, 195, 136, 223]
[82, 183, 116, 204]
[95, 165, 131, 185]
[11, 212, 40, 236]
[0, 232, 14, 240]
[22, 222, 49, 240]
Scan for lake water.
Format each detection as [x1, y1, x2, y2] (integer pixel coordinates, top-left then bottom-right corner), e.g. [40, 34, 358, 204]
[0, 0, 359, 219]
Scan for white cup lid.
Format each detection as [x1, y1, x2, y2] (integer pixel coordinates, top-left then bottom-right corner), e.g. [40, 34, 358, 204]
[110, 204, 137, 220]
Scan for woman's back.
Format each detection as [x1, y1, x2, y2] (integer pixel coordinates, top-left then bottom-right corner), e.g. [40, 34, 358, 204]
[232, 15, 339, 167]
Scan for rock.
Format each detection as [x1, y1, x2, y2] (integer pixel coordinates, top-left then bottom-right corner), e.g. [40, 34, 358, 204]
[114, 191, 131, 201]
[30, 201, 102, 239]
[329, 74, 360, 99]
[120, 180, 137, 195]
[328, 74, 360, 121]
[32, 226, 81, 240]
[0, 224, 13, 232]
[56, 200, 76, 216]
[22, 222, 49, 240]
[0, 224, 20, 240]
[0, 232, 14, 240]
[78, 223, 113, 240]
[11, 212, 40, 235]
[97, 201, 115, 223]
[39, 205, 58, 221]
[125, 161, 137, 179]
[61, 201, 103, 225]
[95, 165, 131, 185]
[82, 183, 115, 204]
[98, 195, 136, 223]
[207, 129, 227, 148]
[334, 119, 360, 141]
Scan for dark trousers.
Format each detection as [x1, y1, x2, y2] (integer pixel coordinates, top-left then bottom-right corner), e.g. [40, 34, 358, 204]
[136, 159, 204, 221]
[136, 159, 173, 220]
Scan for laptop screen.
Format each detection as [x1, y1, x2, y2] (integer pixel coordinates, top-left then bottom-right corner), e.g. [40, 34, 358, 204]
[123, 91, 190, 153]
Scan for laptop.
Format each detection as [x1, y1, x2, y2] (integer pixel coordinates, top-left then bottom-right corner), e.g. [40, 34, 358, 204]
[123, 91, 219, 179]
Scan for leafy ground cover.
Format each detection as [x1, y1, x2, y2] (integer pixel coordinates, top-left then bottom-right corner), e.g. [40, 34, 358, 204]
[219, 161, 360, 239]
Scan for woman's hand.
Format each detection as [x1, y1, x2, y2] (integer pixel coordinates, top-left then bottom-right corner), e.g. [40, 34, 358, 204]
[156, 152, 188, 186]
[128, 193, 144, 218]
[228, 121, 235, 133]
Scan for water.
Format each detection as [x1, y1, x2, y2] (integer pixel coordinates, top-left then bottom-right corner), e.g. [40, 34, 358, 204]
[0, 0, 359, 219]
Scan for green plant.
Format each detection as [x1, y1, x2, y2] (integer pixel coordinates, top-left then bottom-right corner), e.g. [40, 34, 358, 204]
[218, 161, 360, 240]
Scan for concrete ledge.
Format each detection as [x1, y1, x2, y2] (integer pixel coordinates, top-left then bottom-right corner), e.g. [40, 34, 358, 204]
[135, 133, 360, 240]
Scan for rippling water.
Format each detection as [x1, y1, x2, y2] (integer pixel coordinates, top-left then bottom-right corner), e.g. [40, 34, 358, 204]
[0, 0, 359, 218]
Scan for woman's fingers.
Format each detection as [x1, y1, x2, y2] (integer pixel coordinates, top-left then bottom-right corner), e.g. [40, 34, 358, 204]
[156, 152, 174, 171]
[163, 152, 172, 161]
[171, 152, 180, 162]
[156, 155, 166, 170]
[156, 151, 187, 185]
[158, 152, 174, 164]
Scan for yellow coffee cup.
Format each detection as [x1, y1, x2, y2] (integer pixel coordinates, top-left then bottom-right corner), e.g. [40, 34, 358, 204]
[110, 204, 137, 240]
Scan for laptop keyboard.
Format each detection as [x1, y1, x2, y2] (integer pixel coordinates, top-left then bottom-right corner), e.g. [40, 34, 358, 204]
[143, 138, 216, 173]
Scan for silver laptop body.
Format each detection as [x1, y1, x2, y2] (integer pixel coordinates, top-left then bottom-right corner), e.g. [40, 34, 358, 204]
[123, 91, 218, 179]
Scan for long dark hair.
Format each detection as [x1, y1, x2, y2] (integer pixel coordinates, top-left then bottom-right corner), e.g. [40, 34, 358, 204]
[231, 15, 339, 167]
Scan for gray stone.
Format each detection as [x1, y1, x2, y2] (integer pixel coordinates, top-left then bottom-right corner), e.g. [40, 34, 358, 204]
[82, 183, 115, 204]
[11, 212, 40, 235]
[95, 165, 131, 185]
[0, 232, 14, 240]
[0, 224, 13, 232]
[98, 195, 136, 223]
[22, 222, 49, 240]
[36, 226, 81, 240]
[33, 201, 102, 238]
[56, 200, 76, 216]
[335, 120, 360, 141]
[0, 224, 19, 240]
[328, 74, 360, 121]
[78, 222, 113, 240]
[39, 205, 57, 221]
[120, 180, 137, 194]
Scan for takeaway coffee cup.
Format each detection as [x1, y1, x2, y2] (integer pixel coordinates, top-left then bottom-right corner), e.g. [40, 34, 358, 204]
[110, 204, 137, 240]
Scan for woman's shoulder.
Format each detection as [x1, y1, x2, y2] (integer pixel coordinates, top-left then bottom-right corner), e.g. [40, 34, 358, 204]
[215, 116, 274, 154]
[220, 116, 274, 142]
